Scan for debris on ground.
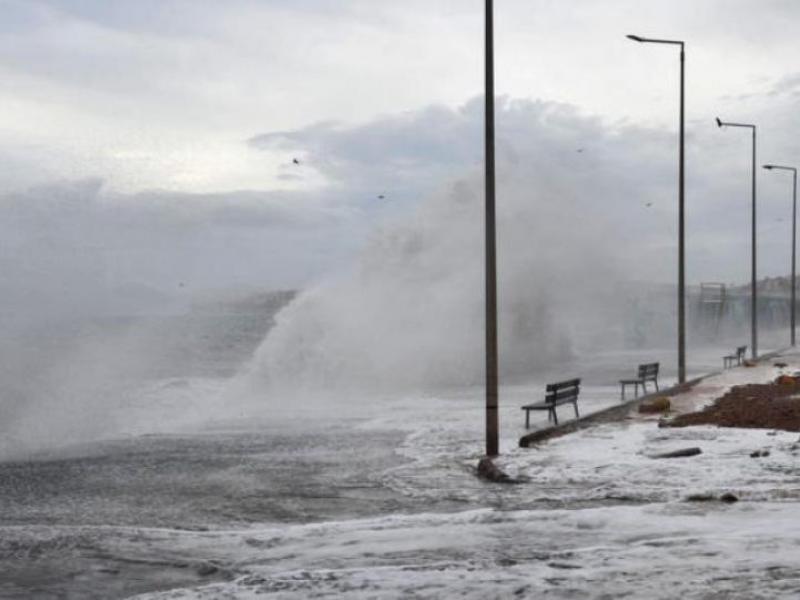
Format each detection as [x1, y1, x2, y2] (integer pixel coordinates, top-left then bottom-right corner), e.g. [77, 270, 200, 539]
[750, 449, 771, 458]
[477, 457, 520, 484]
[639, 397, 671, 414]
[665, 380, 800, 432]
[649, 447, 702, 459]
[685, 493, 715, 502]
[685, 492, 739, 503]
[776, 374, 797, 387]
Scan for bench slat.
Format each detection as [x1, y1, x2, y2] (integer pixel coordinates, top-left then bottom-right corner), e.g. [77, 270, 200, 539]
[546, 388, 579, 402]
[549, 397, 578, 406]
[637, 362, 659, 378]
[546, 378, 580, 392]
[521, 402, 550, 410]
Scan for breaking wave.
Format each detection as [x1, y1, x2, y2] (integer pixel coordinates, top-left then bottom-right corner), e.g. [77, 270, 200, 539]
[246, 166, 623, 393]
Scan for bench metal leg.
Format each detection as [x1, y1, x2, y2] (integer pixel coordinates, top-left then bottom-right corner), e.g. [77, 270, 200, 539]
[620, 383, 625, 401]
[654, 379, 659, 392]
[550, 407, 558, 426]
[641, 381, 647, 395]
[525, 409, 530, 429]
[573, 401, 579, 419]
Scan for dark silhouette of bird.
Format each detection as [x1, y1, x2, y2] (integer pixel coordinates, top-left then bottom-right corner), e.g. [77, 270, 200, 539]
[292, 158, 300, 165]
[576, 148, 585, 153]
[645, 202, 653, 207]
[378, 194, 386, 200]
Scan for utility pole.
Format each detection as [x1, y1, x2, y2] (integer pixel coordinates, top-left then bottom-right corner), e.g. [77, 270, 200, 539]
[484, 0, 499, 457]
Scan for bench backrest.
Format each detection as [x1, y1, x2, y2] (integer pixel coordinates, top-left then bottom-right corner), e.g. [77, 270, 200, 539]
[736, 345, 747, 358]
[637, 362, 659, 379]
[545, 378, 580, 404]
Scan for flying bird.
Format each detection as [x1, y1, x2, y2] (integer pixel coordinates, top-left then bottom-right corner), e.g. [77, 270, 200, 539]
[645, 202, 653, 207]
[292, 158, 300, 165]
[576, 148, 585, 153]
[378, 194, 386, 200]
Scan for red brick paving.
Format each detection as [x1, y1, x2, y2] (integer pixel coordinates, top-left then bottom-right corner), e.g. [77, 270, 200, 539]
[667, 379, 800, 432]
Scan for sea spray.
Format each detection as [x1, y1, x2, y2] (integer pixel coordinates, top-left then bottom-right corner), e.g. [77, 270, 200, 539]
[245, 163, 624, 396]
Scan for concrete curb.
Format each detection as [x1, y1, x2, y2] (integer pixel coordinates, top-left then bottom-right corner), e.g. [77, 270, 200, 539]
[518, 347, 790, 448]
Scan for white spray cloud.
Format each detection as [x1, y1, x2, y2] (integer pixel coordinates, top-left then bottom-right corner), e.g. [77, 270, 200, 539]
[246, 154, 625, 394]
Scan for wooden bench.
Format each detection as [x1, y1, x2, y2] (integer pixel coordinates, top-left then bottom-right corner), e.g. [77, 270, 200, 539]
[723, 345, 747, 368]
[521, 378, 580, 428]
[619, 362, 659, 400]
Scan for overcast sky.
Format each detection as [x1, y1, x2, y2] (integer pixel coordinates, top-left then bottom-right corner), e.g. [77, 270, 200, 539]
[2, 0, 800, 305]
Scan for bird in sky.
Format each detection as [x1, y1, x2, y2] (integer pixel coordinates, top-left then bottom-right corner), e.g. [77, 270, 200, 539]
[645, 202, 653, 207]
[576, 148, 585, 153]
[292, 158, 300, 165]
[378, 194, 385, 200]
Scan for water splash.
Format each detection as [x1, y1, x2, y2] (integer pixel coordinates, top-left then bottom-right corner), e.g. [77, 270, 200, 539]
[246, 166, 622, 394]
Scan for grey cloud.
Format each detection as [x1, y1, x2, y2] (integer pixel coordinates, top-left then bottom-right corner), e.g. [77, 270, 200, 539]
[721, 71, 800, 103]
[250, 104, 479, 181]
[277, 173, 306, 182]
[0, 179, 361, 317]
[247, 95, 800, 290]
[250, 96, 677, 211]
[769, 73, 800, 97]
[5, 92, 799, 321]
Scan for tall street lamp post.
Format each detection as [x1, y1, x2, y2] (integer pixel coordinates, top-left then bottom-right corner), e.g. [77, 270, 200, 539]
[484, 0, 499, 457]
[763, 164, 798, 346]
[627, 34, 686, 384]
[716, 117, 758, 359]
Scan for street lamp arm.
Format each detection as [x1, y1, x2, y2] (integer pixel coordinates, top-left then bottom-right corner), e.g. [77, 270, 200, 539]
[763, 164, 797, 174]
[716, 118, 756, 130]
[626, 34, 684, 47]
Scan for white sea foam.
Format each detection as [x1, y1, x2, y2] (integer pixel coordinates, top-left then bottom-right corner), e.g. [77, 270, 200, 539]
[121, 361, 800, 598]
